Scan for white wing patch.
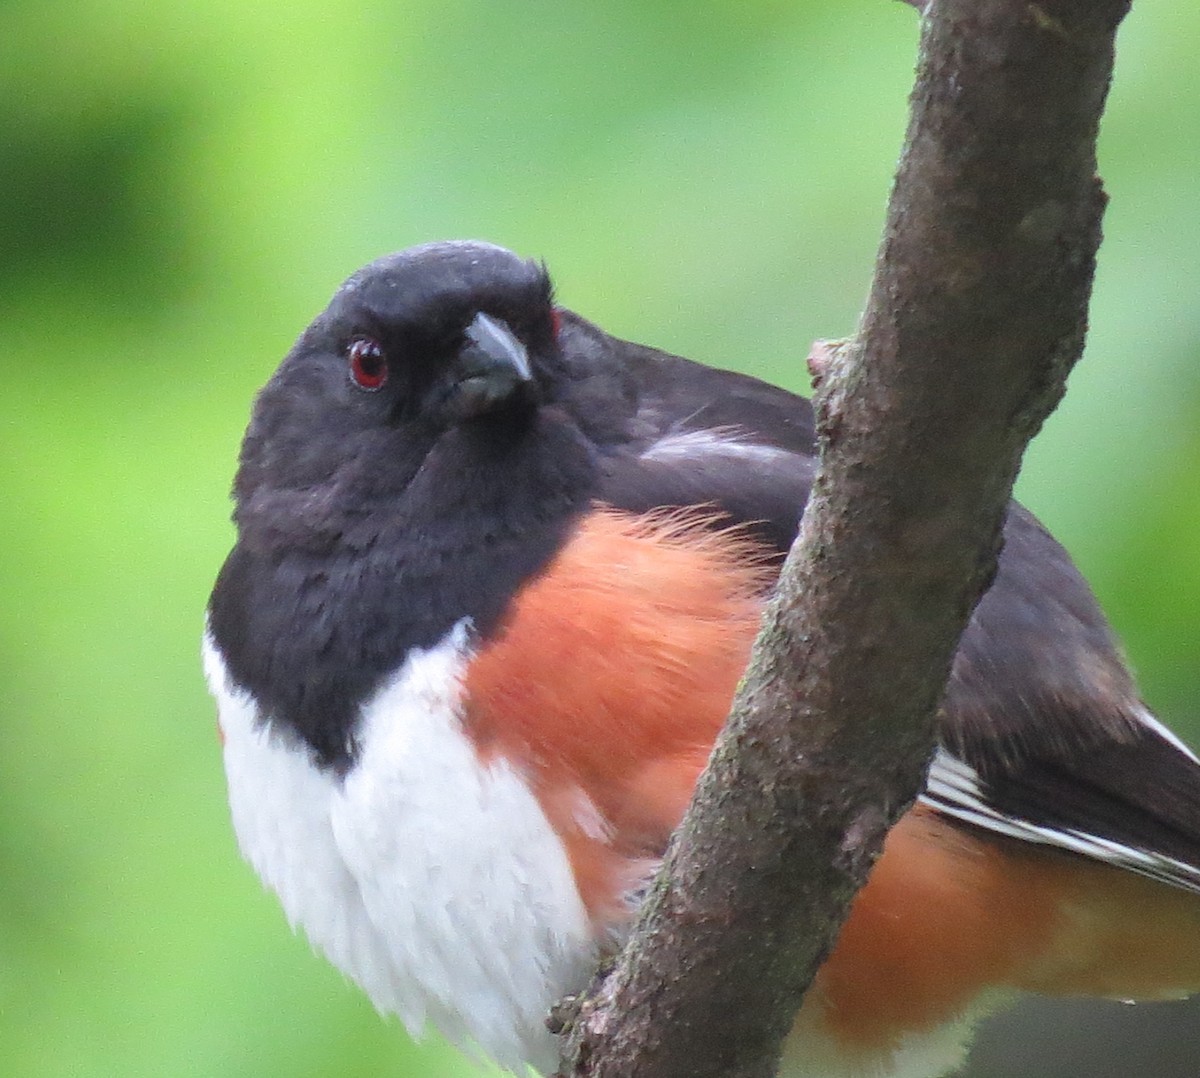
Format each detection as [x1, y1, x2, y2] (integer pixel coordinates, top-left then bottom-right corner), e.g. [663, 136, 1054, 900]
[921, 745, 1200, 895]
[640, 426, 797, 467]
[1134, 704, 1200, 765]
[206, 623, 594, 1075]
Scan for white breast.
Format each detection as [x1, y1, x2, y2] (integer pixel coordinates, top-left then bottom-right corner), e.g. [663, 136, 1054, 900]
[203, 622, 594, 1074]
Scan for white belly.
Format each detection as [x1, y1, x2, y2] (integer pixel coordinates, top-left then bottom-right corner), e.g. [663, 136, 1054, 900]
[203, 622, 594, 1074]
[205, 621, 985, 1078]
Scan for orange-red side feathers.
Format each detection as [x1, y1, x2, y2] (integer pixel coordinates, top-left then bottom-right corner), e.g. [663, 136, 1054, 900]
[815, 808, 1200, 1053]
[464, 507, 770, 918]
[463, 506, 1200, 1052]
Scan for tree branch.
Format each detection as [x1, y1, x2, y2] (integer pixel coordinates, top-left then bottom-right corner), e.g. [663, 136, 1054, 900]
[559, 1, 1131, 1076]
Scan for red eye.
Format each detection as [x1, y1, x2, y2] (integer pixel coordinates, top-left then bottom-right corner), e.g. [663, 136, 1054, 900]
[549, 307, 563, 338]
[348, 338, 388, 390]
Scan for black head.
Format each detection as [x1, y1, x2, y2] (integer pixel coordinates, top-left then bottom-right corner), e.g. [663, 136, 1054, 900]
[210, 241, 606, 769]
[235, 241, 566, 509]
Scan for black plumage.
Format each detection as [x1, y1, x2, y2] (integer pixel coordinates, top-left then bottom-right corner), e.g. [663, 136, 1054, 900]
[209, 239, 1200, 887]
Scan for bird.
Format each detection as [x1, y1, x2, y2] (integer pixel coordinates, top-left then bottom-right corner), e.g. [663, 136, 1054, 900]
[204, 240, 1200, 1078]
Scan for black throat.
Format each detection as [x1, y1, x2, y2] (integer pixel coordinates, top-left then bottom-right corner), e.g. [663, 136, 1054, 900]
[208, 407, 598, 772]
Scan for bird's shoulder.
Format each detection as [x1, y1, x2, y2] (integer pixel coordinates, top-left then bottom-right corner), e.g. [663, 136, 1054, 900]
[557, 312, 818, 552]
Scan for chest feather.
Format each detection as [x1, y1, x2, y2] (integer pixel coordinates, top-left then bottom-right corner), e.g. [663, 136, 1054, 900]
[205, 624, 594, 1073]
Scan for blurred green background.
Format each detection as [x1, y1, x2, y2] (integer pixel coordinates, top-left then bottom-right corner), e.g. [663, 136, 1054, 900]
[1, 2, 1197, 1076]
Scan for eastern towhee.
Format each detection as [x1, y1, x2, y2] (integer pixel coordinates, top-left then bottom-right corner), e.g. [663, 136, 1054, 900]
[205, 241, 1200, 1078]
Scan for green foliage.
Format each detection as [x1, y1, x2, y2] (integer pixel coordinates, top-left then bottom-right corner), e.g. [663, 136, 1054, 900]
[0, 3, 1196, 1076]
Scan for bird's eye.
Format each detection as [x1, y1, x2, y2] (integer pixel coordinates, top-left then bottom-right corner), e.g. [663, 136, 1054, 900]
[549, 307, 563, 338]
[348, 338, 388, 391]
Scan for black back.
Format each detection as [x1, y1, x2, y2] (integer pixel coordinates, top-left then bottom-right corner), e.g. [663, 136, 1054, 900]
[209, 241, 1200, 887]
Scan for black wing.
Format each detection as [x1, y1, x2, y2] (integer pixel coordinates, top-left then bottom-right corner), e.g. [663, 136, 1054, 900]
[555, 313, 818, 552]
[563, 312, 1200, 894]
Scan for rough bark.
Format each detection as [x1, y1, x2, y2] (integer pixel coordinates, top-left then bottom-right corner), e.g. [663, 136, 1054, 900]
[558, 1, 1131, 1076]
